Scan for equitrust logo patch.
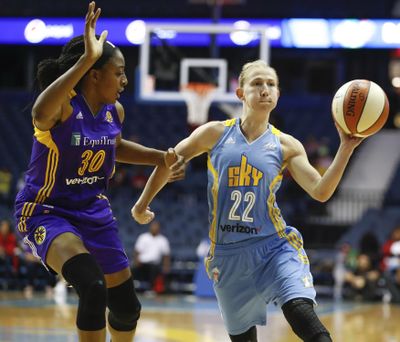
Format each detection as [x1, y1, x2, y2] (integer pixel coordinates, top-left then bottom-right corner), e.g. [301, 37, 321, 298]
[71, 132, 81, 146]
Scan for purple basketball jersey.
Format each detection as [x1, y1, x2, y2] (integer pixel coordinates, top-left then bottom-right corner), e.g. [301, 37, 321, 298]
[14, 93, 129, 274]
[20, 92, 121, 208]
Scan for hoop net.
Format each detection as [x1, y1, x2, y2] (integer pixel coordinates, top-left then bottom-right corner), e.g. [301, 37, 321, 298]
[181, 82, 216, 127]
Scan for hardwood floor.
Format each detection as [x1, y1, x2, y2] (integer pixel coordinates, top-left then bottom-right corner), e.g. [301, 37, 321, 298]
[0, 291, 399, 341]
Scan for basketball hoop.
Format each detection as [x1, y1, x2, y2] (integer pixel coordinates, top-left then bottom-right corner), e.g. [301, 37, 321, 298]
[181, 82, 216, 128]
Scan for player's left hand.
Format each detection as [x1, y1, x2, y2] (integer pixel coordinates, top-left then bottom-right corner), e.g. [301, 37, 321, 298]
[131, 204, 155, 224]
[164, 148, 186, 182]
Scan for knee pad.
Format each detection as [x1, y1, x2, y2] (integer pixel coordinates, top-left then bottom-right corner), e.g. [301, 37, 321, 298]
[229, 326, 257, 342]
[282, 298, 332, 342]
[61, 253, 107, 331]
[107, 276, 141, 331]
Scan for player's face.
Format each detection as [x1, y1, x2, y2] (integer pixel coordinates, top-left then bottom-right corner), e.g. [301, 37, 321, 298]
[239, 66, 279, 112]
[96, 50, 128, 104]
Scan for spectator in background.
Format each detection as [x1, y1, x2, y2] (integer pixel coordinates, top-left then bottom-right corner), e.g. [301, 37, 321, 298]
[0, 168, 13, 206]
[333, 243, 358, 300]
[194, 236, 214, 297]
[0, 219, 19, 289]
[132, 220, 171, 294]
[343, 253, 381, 301]
[335, 239, 381, 301]
[304, 135, 320, 166]
[196, 237, 211, 260]
[18, 247, 57, 299]
[315, 138, 334, 176]
[131, 166, 149, 193]
[381, 226, 400, 302]
[359, 232, 381, 269]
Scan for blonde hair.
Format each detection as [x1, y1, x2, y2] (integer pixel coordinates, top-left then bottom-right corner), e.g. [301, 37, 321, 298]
[238, 59, 279, 88]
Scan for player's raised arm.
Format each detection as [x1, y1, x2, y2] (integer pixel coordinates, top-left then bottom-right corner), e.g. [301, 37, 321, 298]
[131, 121, 225, 224]
[32, 1, 107, 131]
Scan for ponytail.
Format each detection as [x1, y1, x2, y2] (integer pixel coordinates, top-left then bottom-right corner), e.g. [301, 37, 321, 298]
[36, 58, 62, 91]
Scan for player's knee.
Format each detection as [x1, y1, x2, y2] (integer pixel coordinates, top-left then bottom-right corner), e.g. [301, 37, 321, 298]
[61, 253, 107, 331]
[282, 298, 332, 342]
[107, 276, 141, 331]
[229, 326, 257, 342]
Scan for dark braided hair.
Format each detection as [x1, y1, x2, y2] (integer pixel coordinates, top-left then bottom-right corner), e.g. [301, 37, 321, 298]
[36, 35, 119, 91]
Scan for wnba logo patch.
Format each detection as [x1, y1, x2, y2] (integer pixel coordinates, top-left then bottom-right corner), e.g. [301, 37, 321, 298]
[302, 274, 313, 288]
[212, 267, 220, 283]
[105, 111, 113, 123]
[34, 226, 46, 245]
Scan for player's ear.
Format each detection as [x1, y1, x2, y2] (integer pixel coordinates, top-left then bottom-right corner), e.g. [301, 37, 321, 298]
[87, 69, 100, 82]
[236, 87, 244, 101]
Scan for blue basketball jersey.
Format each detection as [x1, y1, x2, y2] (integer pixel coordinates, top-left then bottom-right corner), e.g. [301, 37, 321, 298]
[207, 118, 287, 246]
[205, 119, 316, 335]
[17, 92, 121, 209]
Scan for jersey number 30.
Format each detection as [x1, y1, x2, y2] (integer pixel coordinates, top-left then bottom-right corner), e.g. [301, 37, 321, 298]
[78, 149, 106, 176]
[228, 190, 256, 222]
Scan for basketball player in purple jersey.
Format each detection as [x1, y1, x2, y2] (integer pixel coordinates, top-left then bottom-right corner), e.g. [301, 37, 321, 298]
[132, 60, 366, 341]
[14, 2, 184, 341]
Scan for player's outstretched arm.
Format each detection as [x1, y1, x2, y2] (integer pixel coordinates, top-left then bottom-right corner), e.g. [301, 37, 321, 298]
[33, 1, 107, 131]
[131, 121, 225, 224]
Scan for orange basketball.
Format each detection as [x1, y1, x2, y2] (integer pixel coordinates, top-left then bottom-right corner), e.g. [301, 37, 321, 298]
[331, 79, 389, 137]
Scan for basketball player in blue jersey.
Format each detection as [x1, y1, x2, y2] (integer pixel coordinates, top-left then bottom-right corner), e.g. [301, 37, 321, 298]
[132, 59, 366, 341]
[14, 2, 184, 342]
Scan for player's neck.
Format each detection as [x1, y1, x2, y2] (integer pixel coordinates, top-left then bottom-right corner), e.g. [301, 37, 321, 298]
[240, 114, 270, 142]
[81, 92, 103, 117]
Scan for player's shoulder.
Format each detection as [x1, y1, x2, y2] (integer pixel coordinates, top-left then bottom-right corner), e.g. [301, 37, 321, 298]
[114, 101, 125, 123]
[276, 128, 299, 145]
[196, 120, 227, 136]
[188, 120, 230, 153]
[279, 131, 306, 159]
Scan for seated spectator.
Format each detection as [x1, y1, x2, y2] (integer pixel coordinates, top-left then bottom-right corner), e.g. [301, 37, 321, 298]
[344, 253, 381, 301]
[18, 248, 56, 299]
[381, 226, 400, 302]
[333, 243, 357, 300]
[0, 168, 12, 206]
[132, 220, 171, 294]
[359, 232, 381, 269]
[0, 219, 19, 289]
[131, 166, 149, 193]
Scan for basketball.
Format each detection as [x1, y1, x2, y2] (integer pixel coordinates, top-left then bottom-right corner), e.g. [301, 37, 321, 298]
[331, 79, 389, 137]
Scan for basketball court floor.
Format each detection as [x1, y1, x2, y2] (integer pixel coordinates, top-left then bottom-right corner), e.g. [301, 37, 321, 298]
[1, 290, 400, 342]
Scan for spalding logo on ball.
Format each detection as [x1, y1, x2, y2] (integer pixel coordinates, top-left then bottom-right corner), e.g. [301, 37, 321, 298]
[331, 79, 389, 137]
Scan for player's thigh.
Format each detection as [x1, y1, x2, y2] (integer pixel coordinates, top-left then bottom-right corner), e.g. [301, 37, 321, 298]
[47, 232, 89, 274]
[209, 254, 266, 335]
[20, 213, 87, 275]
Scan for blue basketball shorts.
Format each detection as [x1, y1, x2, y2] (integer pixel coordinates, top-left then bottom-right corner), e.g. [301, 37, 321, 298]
[205, 226, 316, 335]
